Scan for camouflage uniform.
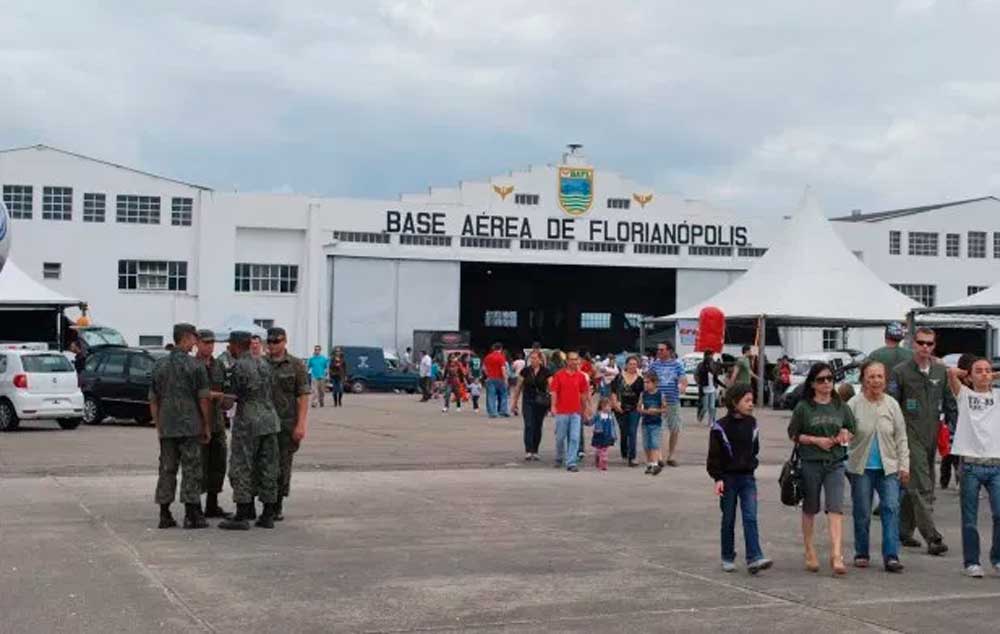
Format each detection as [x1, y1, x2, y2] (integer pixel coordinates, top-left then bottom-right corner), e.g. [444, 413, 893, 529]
[228, 351, 281, 504]
[268, 352, 310, 498]
[151, 349, 211, 505]
[201, 355, 228, 495]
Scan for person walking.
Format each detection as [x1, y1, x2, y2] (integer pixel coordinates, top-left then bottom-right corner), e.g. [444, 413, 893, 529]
[941, 353, 976, 489]
[775, 356, 792, 408]
[868, 323, 913, 389]
[708, 383, 773, 575]
[696, 350, 722, 427]
[218, 331, 282, 530]
[890, 326, 952, 556]
[611, 355, 644, 467]
[648, 341, 688, 466]
[307, 345, 330, 408]
[441, 354, 466, 413]
[788, 362, 857, 575]
[846, 360, 909, 573]
[418, 350, 433, 402]
[638, 372, 667, 474]
[600, 354, 620, 398]
[266, 328, 310, 522]
[195, 329, 233, 520]
[511, 350, 552, 461]
[730, 345, 753, 388]
[483, 343, 510, 418]
[591, 397, 617, 471]
[947, 358, 1000, 578]
[550, 351, 592, 472]
[150, 323, 212, 530]
[330, 349, 347, 407]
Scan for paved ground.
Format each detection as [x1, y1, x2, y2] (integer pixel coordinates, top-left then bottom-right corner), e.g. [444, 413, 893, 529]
[2, 394, 1000, 633]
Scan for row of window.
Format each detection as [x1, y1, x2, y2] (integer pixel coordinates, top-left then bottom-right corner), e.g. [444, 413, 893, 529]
[890, 230, 1000, 259]
[381, 234, 764, 257]
[2, 185, 194, 226]
[507, 194, 633, 209]
[483, 310, 645, 330]
[111, 260, 301, 293]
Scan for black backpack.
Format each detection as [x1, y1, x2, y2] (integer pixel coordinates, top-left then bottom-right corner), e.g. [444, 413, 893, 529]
[778, 446, 804, 507]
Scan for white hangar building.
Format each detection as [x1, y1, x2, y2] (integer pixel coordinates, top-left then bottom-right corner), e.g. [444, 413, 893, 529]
[2, 143, 999, 357]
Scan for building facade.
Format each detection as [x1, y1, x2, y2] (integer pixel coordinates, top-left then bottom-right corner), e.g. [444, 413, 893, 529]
[2, 144, 999, 357]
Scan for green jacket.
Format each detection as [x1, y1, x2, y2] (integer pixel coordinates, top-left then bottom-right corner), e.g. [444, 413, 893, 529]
[150, 350, 210, 438]
[889, 359, 953, 449]
[267, 353, 310, 430]
[230, 352, 281, 437]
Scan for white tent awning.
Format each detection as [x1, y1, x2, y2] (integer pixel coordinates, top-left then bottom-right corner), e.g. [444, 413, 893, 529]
[0, 259, 79, 308]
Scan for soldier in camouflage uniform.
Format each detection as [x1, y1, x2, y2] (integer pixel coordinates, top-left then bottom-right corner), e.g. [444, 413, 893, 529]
[151, 323, 212, 529]
[195, 329, 233, 519]
[266, 327, 311, 521]
[219, 331, 282, 530]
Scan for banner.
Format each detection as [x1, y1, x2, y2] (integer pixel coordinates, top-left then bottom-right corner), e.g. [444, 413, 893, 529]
[678, 320, 699, 346]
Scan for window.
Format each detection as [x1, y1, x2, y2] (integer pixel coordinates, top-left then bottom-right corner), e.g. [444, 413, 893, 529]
[171, 197, 193, 226]
[233, 263, 299, 293]
[3, 185, 33, 219]
[738, 247, 768, 258]
[42, 186, 72, 220]
[42, 262, 61, 280]
[607, 198, 631, 209]
[98, 351, 127, 377]
[995, 232, 1000, 258]
[128, 353, 154, 379]
[253, 319, 274, 329]
[968, 286, 990, 297]
[688, 246, 733, 256]
[822, 329, 840, 351]
[969, 231, 987, 258]
[399, 234, 452, 247]
[907, 232, 938, 256]
[578, 241, 625, 253]
[460, 237, 511, 249]
[332, 231, 390, 244]
[0, 357, 5, 373]
[891, 283, 936, 307]
[83, 355, 101, 373]
[625, 313, 644, 329]
[138, 335, 164, 347]
[514, 193, 539, 205]
[580, 312, 612, 329]
[118, 260, 188, 291]
[634, 243, 680, 255]
[21, 354, 74, 373]
[484, 310, 517, 327]
[889, 230, 901, 255]
[520, 239, 568, 251]
[946, 233, 960, 258]
[116, 195, 160, 224]
[83, 193, 106, 222]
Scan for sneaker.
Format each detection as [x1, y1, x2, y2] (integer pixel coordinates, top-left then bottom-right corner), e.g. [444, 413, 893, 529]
[644, 464, 653, 474]
[567, 465, 579, 473]
[721, 561, 737, 573]
[884, 559, 904, 573]
[927, 541, 949, 556]
[525, 454, 533, 461]
[651, 464, 663, 476]
[747, 558, 773, 575]
[442, 407, 448, 413]
[965, 564, 985, 578]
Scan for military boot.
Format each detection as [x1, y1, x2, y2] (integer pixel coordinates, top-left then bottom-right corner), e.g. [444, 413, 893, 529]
[255, 503, 276, 529]
[273, 499, 284, 522]
[247, 499, 258, 520]
[158, 504, 177, 529]
[183, 503, 208, 529]
[218, 503, 252, 531]
[203, 493, 232, 519]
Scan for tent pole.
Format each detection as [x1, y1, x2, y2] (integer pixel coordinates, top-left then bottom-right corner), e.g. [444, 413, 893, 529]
[757, 315, 767, 406]
[639, 318, 647, 355]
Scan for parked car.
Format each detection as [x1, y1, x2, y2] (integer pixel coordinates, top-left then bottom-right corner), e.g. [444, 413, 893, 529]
[79, 347, 167, 425]
[0, 348, 85, 431]
[336, 346, 420, 394]
[779, 360, 861, 410]
[679, 352, 735, 406]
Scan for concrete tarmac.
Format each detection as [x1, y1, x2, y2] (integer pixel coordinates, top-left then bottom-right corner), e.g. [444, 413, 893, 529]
[2, 394, 998, 633]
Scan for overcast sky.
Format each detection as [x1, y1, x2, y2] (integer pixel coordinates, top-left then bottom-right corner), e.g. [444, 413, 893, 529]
[4, 1, 1000, 215]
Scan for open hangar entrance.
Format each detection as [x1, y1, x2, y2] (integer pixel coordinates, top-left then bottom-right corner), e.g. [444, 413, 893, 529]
[459, 262, 676, 354]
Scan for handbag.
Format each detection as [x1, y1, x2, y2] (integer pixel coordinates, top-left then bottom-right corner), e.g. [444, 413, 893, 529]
[779, 445, 804, 507]
[937, 420, 951, 458]
[533, 390, 552, 410]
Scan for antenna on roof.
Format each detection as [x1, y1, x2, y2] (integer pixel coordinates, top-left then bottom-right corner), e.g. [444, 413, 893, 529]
[562, 143, 586, 165]
[567, 143, 583, 154]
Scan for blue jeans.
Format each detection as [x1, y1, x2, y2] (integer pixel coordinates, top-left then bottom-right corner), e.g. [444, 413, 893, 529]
[698, 391, 717, 425]
[485, 379, 508, 417]
[616, 410, 640, 461]
[960, 462, 1000, 568]
[720, 474, 763, 564]
[849, 469, 900, 561]
[554, 413, 581, 468]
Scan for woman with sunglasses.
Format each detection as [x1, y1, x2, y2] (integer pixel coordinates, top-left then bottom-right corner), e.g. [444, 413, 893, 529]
[788, 362, 857, 575]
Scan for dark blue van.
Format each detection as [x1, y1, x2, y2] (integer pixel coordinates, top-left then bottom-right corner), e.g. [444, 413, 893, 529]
[336, 346, 420, 394]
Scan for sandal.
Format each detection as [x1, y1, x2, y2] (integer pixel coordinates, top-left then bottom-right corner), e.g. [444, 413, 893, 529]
[831, 556, 847, 576]
[853, 557, 869, 569]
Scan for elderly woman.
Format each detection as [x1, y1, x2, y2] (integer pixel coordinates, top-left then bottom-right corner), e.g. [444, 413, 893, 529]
[847, 360, 909, 573]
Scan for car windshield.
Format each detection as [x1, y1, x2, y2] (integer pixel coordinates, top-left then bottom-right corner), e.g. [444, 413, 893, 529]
[682, 357, 701, 373]
[791, 360, 815, 375]
[22, 354, 75, 373]
[79, 328, 127, 347]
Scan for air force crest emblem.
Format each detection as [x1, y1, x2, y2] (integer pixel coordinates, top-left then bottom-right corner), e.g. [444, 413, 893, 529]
[558, 167, 594, 216]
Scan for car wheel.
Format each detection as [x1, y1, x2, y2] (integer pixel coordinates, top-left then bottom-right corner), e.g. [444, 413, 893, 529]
[0, 399, 20, 431]
[83, 396, 103, 425]
[350, 379, 366, 394]
[58, 418, 82, 430]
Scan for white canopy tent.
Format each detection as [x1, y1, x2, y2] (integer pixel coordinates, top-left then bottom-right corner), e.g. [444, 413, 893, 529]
[0, 259, 79, 309]
[911, 281, 1000, 358]
[646, 191, 921, 403]
[212, 315, 268, 342]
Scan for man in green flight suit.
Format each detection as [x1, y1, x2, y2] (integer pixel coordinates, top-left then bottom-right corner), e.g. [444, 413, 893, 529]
[266, 327, 311, 521]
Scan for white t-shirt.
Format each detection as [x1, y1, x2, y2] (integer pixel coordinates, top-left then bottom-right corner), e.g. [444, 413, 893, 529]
[601, 362, 620, 385]
[952, 385, 1000, 460]
[704, 370, 716, 394]
[512, 359, 526, 376]
[419, 355, 432, 378]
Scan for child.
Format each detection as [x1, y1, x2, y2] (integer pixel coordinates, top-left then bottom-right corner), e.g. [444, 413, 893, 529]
[637, 372, 666, 475]
[707, 383, 773, 575]
[469, 377, 482, 412]
[591, 397, 617, 471]
[836, 381, 856, 403]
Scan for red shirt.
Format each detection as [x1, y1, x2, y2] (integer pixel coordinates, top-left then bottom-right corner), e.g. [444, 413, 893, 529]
[550, 369, 590, 414]
[483, 351, 507, 380]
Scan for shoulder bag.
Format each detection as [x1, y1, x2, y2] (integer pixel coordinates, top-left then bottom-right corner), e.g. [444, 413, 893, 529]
[778, 445, 804, 507]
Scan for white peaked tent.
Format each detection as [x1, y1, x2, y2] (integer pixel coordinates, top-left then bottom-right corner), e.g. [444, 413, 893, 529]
[924, 284, 1000, 314]
[0, 259, 79, 308]
[911, 281, 1000, 358]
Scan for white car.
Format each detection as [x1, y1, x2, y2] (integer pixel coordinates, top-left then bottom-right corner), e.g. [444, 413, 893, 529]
[0, 349, 85, 431]
[680, 352, 732, 405]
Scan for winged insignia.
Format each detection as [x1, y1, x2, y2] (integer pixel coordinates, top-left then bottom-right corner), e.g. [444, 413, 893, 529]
[493, 184, 514, 200]
[633, 193, 654, 208]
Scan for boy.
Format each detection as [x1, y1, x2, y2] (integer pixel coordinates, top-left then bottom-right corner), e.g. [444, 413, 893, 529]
[638, 372, 666, 475]
[469, 377, 482, 412]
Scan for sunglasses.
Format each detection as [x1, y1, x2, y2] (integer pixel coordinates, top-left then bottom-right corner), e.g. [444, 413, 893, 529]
[267, 338, 284, 344]
[914, 340, 935, 347]
[814, 375, 834, 384]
